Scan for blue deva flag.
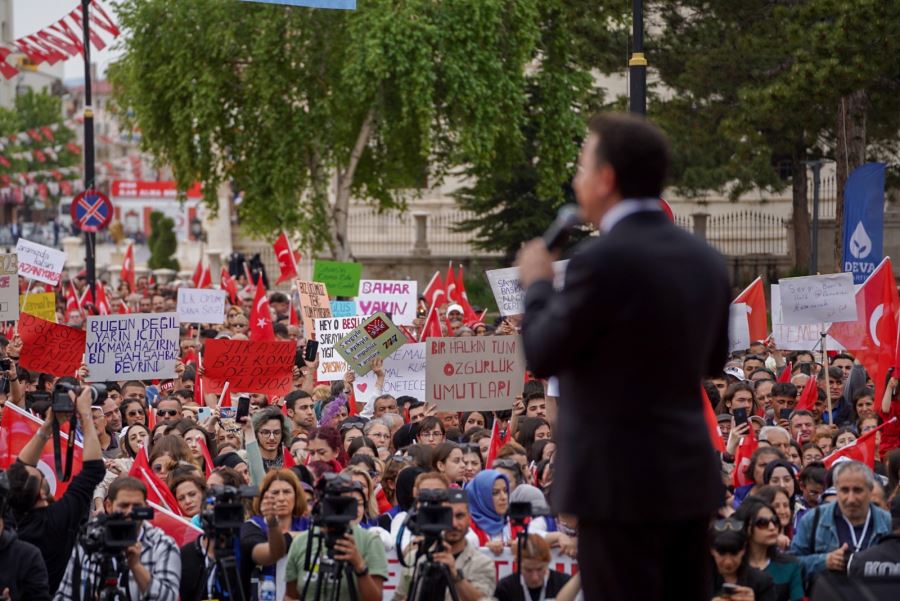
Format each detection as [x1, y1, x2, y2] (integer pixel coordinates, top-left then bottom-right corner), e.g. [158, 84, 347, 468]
[242, 0, 356, 8]
[842, 162, 886, 284]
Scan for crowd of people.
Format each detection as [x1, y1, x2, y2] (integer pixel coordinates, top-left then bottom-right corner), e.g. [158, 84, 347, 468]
[0, 269, 898, 601]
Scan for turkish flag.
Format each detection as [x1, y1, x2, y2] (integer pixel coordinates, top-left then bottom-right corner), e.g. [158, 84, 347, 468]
[273, 232, 301, 284]
[148, 501, 202, 547]
[0, 404, 83, 499]
[120, 243, 135, 292]
[95, 281, 112, 315]
[456, 265, 480, 325]
[778, 362, 793, 383]
[732, 431, 759, 488]
[250, 276, 276, 342]
[422, 271, 445, 308]
[64, 281, 81, 319]
[220, 268, 239, 304]
[795, 375, 820, 412]
[733, 277, 768, 343]
[485, 419, 512, 468]
[129, 446, 182, 516]
[192, 260, 211, 289]
[823, 418, 895, 469]
[445, 262, 458, 304]
[829, 257, 899, 403]
[418, 302, 443, 342]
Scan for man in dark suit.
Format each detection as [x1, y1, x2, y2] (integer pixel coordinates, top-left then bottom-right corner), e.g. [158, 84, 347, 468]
[517, 112, 731, 601]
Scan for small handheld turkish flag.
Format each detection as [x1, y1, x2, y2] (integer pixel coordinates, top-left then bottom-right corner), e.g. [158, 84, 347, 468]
[250, 276, 276, 342]
[273, 232, 301, 284]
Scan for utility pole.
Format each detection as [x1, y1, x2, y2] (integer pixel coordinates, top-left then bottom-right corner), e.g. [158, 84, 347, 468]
[629, 0, 647, 115]
[808, 160, 825, 274]
[80, 0, 96, 303]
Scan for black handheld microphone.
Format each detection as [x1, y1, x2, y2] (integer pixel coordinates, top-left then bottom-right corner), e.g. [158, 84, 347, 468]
[542, 204, 582, 251]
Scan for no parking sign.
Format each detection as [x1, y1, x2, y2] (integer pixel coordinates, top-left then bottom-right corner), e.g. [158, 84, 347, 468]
[70, 189, 113, 233]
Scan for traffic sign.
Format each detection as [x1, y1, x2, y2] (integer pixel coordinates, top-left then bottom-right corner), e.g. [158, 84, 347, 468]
[70, 189, 113, 233]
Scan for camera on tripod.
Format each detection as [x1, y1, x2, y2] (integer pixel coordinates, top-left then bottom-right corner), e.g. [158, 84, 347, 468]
[406, 489, 454, 540]
[313, 473, 361, 551]
[80, 507, 154, 554]
[200, 484, 258, 534]
[52, 378, 108, 414]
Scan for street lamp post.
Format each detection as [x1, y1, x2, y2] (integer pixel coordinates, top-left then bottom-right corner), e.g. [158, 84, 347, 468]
[80, 0, 97, 304]
[629, 0, 647, 115]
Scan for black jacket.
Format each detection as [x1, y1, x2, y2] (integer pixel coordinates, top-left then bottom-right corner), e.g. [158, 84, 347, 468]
[523, 210, 730, 521]
[847, 533, 900, 578]
[495, 570, 570, 601]
[13, 458, 106, 592]
[713, 565, 776, 601]
[0, 527, 51, 601]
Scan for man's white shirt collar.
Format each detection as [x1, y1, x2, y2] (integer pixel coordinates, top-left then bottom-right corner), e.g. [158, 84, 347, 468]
[599, 198, 662, 233]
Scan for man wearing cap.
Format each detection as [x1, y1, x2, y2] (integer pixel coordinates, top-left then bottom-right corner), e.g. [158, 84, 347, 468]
[847, 494, 900, 578]
[446, 304, 465, 331]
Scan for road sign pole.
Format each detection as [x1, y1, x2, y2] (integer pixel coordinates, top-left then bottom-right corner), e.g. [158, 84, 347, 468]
[80, 0, 97, 305]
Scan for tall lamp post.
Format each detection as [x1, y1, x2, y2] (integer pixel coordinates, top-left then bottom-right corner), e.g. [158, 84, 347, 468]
[79, 0, 97, 303]
[629, 0, 647, 115]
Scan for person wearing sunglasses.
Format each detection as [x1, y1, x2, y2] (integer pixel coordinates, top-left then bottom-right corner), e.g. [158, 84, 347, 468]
[709, 518, 775, 601]
[119, 398, 147, 427]
[156, 397, 183, 426]
[735, 498, 804, 601]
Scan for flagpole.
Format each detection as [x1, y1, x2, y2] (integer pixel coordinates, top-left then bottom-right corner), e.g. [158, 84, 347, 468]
[821, 327, 833, 425]
[80, 0, 97, 307]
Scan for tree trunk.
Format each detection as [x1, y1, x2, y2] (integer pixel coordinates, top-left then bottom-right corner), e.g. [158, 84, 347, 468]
[331, 109, 376, 261]
[834, 90, 868, 271]
[791, 146, 811, 273]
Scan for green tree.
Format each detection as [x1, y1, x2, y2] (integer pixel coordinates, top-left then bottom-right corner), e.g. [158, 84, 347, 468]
[147, 211, 179, 270]
[110, 0, 546, 260]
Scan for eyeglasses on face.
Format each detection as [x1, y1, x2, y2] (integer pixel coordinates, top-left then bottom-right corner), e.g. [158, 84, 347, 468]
[127, 409, 145, 417]
[419, 431, 443, 440]
[258, 429, 281, 439]
[753, 516, 779, 529]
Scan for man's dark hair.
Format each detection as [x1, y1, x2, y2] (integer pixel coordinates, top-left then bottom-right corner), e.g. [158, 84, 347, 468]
[522, 380, 544, 399]
[6, 462, 41, 514]
[104, 381, 122, 393]
[743, 354, 766, 366]
[284, 389, 312, 411]
[172, 388, 194, 403]
[790, 409, 815, 423]
[107, 476, 147, 503]
[269, 292, 288, 304]
[771, 383, 797, 399]
[273, 322, 289, 338]
[523, 392, 546, 409]
[818, 366, 844, 382]
[831, 352, 855, 364]
[122, 380, 146, 392]
[396, 396, 419, 409]
[587, 112, 670, 198]
[799, 463, 826, 486]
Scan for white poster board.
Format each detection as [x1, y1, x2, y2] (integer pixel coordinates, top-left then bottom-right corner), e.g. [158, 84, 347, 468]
[177, 288, 226, 324]
[778, 273, 858, 326]
[15, 239, 66, 285]
[770, 284, 845, 351]
[356, 280, 417, 325]
[355, 342, 426, 404]
[728, 303, 751, 352]
[314, 315, 366, 381]
[0, 253, 19, 321]
[426, 336, 526, 411]
[85, 313, 180, 381]
[486, 261, 568, 316]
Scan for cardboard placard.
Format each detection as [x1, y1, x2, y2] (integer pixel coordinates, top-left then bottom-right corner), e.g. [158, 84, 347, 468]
[296, 280, 332, 335]
[177, 288, 226, 324]
[486, 261, 569, 316]
[0, 253, 18, 322]
[356, 279, 418, 325]
[770, 284, 845, 351]
[19, 291, 56, 323]
[85, 313, 180, 381]
[18, 313, 86, 377]
[426, 336, 526, 411]
[334, 312, 406, 376]
[15, 239, 66, 286]
[330, 300, 358, 318]
[728, 303, 751, 352]
[314, 315, 366, 380]
[355, 342, 426, 401]
[312, 260, 362, 298]
[202, 339, 295, 397]
[778, 273, 858, 326]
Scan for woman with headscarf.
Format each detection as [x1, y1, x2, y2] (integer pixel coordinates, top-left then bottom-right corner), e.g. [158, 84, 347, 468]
[465, 470, 511, 555]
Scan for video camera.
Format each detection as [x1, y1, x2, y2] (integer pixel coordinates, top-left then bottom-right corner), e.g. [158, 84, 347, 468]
[200, 484, 258, 534]
[406, 489, 454, 539]
[52, 378, 108, 414]
[312, 473, 361, 555]
[80, 507, 154, 554]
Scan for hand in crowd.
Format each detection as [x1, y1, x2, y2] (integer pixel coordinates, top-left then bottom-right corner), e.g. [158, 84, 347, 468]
[76, 361, 90, 381]
[431, 542, 460, 578]
[124, 541, 143, 569]
[486, 540, 504, 556]
[7, 334, 22, 358]
[725, 419, 750, 455]
[712, 584, 755, 601]
[174, 359, 185, 378]
[826, 543, 850, 571]
[332, 533, 365, 573]
[372, 356, 385, 379]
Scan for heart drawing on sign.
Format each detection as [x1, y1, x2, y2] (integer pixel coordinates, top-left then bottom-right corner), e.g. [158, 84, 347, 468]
[357, 383, 368, 393]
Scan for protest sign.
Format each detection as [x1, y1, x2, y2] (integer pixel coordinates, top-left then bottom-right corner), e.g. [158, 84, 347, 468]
[85, 313, 180, 381]
[728, 304, 751, 352]
[426, 336, 525, 411]
[296, 280, 332, 335]
[202, 339, 296, 397]
[334, 312, 406, 376]
[18, 313, 86, 377]
[357, 279, 417, 325]
[177, 288, 226, 324]
[486, 261, 569, 316]
[356, 342, 426, 401]
[15, 239, 66, 286]
[19, 291, 56, 323]
[330, 300, 358, 318]
[312, 260, 362, 297]
[778, 273, 858, 326]
[0, 253, 18, 321]
[314, 315, 366, 380]
[770, 284, 845, 350]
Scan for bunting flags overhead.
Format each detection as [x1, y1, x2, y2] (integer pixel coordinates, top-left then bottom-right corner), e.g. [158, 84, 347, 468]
[0, 1, 121, 81]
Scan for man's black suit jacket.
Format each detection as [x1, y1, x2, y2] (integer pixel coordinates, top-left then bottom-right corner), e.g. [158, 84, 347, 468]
[523, 210, 730, 522]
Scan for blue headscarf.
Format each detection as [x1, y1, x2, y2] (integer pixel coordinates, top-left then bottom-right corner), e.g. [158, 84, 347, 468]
[465, 470, 509, 536]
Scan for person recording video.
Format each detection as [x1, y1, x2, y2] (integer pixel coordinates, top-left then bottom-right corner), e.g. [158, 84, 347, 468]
[393, 489, 496, 601]
[5, 386, 105, 593]
[53, 477, 180, 601]
[284, 474, 388, 601]
[0, 470, 51, 601]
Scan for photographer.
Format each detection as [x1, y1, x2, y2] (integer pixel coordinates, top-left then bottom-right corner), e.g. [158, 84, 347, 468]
[6, 387, 105, 592]
[54, 477, 180, 601]
[284, 475, 388, 601]
[393, 490, 496, 601]
[0, 470, 51, 601]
